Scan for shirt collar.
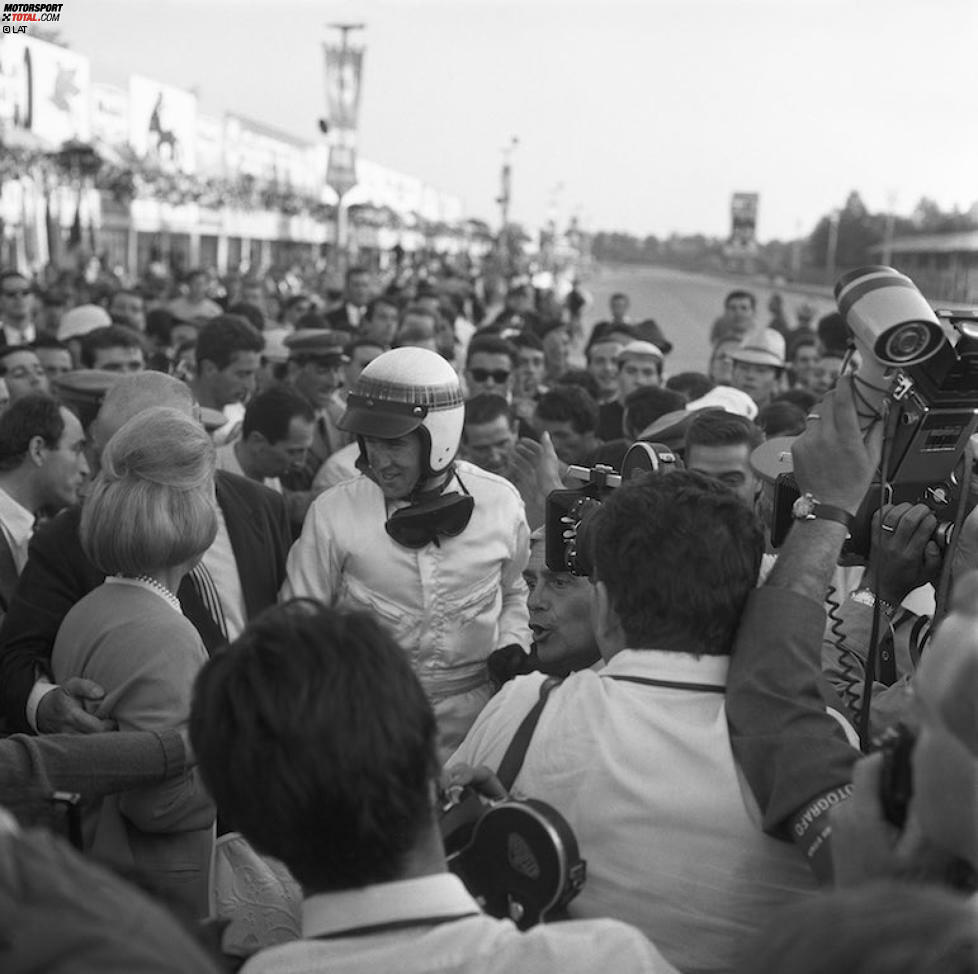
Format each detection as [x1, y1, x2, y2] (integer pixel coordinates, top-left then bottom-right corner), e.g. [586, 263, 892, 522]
[0, 486, 35, 545]
[602, 648, 729, 687]
[302, 873, 480, 939]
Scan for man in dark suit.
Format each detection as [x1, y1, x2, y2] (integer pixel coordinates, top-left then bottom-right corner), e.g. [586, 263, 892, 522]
[324, 266, 372, 333]
[0, 372, 291, 735]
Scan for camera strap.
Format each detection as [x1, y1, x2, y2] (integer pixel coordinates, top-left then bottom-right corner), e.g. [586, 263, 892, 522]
[605, 675, 725, 694]
[496, 676, 563, 792]
[314, 912, 481, 940]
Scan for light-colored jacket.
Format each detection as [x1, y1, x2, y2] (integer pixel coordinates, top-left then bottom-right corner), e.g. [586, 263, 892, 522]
[283, 460, 530, 751]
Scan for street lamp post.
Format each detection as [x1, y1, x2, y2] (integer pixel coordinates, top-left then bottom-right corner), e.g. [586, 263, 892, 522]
[323, 22, 365, 277]
[826, 208, 841, 286]
[496, 136, 518, 276]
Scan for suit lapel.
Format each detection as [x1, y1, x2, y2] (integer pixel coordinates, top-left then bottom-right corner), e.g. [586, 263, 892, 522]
[215, 472, 267, 619]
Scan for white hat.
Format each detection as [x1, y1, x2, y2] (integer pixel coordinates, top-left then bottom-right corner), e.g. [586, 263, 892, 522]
[686, 385, 759, 420]
[731, 327, 786, 369]
[616, 340, 663, 363]
[57, 304, 112, 341]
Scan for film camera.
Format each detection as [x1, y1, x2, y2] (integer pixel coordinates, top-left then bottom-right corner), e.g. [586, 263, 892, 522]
[766, 267, 978, 557]
[544, 441, 682, 575]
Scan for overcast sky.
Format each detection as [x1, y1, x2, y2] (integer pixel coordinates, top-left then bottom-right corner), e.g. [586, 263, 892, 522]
[64, 0, 977, 241]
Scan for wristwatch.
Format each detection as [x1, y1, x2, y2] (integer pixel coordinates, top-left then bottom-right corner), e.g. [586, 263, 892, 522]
[791, 492, 854, 534]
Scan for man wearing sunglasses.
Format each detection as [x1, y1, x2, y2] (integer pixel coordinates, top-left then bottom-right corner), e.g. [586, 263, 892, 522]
[464, 334, 517, 400]
[283, 346, 531, 757]
[0, 272, 35, 349]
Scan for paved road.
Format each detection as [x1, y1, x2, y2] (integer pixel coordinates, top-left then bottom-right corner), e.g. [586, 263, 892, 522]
[581, 264, 837, 376]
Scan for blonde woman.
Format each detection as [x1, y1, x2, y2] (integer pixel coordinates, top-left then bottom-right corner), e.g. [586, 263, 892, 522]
[52, 406, 218, 916]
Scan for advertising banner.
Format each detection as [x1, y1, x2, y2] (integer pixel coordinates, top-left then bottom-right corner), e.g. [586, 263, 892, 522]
[129, 74, 197, 173]
[730, 192, 759, 248]
[322, 42, 363, 132]
[0, 36, 90, 145]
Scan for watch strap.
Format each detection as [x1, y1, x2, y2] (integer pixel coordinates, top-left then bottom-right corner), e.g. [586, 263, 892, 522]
[811, 502, 855, 531]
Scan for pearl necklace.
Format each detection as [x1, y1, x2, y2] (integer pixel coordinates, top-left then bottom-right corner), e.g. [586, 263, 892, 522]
[132, 574, 181, 613]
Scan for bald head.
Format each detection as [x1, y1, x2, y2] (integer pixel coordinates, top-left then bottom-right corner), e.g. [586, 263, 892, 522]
[92, 372, 196, 456]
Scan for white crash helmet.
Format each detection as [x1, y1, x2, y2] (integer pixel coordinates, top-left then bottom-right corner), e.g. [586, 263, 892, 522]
[337, 347, 464, 477]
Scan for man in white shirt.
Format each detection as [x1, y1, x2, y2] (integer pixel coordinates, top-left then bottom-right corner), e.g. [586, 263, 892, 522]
[189, 314, 265, 445]
[191, 601, 677, 974]
[283, 347, 530, 754]
[0, 394, 89, 610]
[215, 384, 317, 531]
[449, 469, 816, 974]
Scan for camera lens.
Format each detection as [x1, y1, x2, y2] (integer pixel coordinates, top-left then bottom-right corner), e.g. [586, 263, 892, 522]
[883, 323, 931, 363]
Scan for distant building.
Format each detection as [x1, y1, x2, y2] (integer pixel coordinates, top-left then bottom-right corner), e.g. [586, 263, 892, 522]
[874, 231, 978, 304]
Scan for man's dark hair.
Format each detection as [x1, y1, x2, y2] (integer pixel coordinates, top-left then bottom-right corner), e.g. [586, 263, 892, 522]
[610, 292, 629, 304]
[366, 295, 399, 319]
[775, 388, 818, 413]
[227, 301, 265, 333]
[725, 289, 756, 310]
[79, 325, 145, 368]
[554, 368, 601, 401]
[685, 410, 764, 454]
[755, 401, 807, 437]
[110, 287, 144, 304]
[0, 269, 28, 289]
[0, 393, 65, 472]
[184, 268, 207, 283]
[190, 601, 438, 893]
[586, 323, 637, 356]
[280, 295, 309, 319]
[466, 334, 517, 368]
[592, 472, 763, 654]
[345, 265, 370, 282]
[0, 344, 36, 369]
[463, 394, 514, 433]
[511, 331, 544, 353]
[817, 312, 850, 358]
[399, 304, 438, 329]
[536, 385, 598, 435]
[196, 314, 264, 370]
[345, 336, 385, 358]
[623, 386, 685, 437]
[666, 371, 715, 402]
[242, 385, 314, 444]
[789, 334, 818, 361]
[32, 334, 69, 353]
[145, 308, 181, 347]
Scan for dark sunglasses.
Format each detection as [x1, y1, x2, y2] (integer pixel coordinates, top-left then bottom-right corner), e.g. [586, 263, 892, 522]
[470, 368, 510, 384]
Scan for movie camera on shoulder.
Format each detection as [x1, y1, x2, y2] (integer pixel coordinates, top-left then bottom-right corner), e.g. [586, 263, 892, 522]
[544, 441, 682, 576]
[766, 267, 978, 557]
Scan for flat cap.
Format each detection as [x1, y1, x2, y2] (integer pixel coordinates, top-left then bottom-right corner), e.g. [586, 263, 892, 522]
[51, 369, 121, 407]
[284, 329, 349, 361]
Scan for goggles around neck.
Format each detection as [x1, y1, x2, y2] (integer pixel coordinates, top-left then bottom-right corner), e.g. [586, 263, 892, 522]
[385, 475, 474, 549]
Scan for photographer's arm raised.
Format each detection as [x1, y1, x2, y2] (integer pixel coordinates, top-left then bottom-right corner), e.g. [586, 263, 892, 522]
[727, 377, 881, 883]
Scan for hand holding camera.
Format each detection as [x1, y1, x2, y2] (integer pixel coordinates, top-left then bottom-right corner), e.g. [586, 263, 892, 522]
[791, 375, 883, 518]
[863, 503, 942, 605]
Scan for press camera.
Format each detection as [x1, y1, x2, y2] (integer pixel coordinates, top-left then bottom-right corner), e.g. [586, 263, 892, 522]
[544, 441, 682, 576]
[768, 267, 978, 557]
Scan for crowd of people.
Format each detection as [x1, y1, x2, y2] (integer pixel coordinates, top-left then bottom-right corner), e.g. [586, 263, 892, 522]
[0, 256, 975, 974]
